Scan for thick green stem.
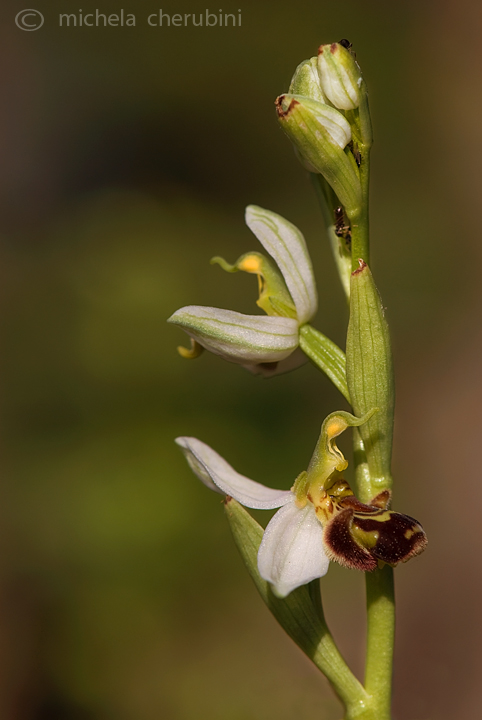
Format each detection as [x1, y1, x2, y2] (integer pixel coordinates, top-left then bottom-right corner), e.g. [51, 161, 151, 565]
[307, 86, 395, 720]
[364, 566, 395, 720]
[346, 141, 395, 720]
[352, 427, 371, 503]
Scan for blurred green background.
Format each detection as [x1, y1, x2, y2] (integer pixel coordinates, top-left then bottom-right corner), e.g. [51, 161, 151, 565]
[0, 0, 480, 717]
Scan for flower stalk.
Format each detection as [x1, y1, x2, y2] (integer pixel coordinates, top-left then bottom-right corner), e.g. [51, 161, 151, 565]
[364, 566, 395, 720]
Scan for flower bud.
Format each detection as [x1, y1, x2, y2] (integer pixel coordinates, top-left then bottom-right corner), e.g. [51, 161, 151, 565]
[345, 261, 394, 498]
[317, 42, 362, 111]
[276, 94, 362, 220]
[289, 57, 327, 104]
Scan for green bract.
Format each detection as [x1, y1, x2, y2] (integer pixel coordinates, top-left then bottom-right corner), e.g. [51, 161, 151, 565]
[346, 261, 395, 499]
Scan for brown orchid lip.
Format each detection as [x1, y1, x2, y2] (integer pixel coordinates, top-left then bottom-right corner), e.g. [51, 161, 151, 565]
[322, 491, 428, 572]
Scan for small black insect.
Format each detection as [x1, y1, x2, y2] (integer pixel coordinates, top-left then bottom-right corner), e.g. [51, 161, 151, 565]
[347, 141, 362, 168]
[339, 38, 352, 49]
[334, 206, 351, 248]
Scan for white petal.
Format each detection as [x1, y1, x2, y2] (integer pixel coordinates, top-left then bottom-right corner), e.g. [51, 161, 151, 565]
[168, 306, 299, 364]
[175, 437, 292, 509]
[257, 500, 329, 597]
[245, 206, 318, 324]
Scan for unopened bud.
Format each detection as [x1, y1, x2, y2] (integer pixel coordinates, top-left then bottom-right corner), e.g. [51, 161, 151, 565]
[317, 42, 362, 111]
[276, 94, 362, 220]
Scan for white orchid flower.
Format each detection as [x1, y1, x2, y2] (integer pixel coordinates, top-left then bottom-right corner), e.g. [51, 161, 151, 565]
[175, 410, 380, 598]
[175, 409, 430, 599]
[176, 435, 329, 598]
[168, 205, 317, 376]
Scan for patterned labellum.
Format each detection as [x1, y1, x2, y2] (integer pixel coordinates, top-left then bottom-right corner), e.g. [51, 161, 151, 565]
[319, 484, 427, 572]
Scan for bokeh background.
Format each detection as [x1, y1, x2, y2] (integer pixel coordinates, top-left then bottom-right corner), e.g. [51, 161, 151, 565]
[0, 0, 480, 717]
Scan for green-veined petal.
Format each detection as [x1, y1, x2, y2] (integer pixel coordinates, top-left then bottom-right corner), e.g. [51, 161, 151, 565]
[176, 437, 292, 509]
[168, 305, 299, 364]
[245, 206, 317, 324]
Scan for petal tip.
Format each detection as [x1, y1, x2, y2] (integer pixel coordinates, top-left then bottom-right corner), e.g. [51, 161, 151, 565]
[244, 204, 264, 227]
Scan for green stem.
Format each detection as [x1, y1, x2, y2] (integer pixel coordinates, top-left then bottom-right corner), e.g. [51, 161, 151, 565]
[349, 149, 370, 270]
[352, 427, 371, 503]
[309, 101, 395, 719]
[364, 566, 395, 720]
[344, 138, 395, 718]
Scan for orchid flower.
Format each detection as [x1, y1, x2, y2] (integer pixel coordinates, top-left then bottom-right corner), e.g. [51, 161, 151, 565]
[176, 410, 426, 598]
[168, 205, 317, 376]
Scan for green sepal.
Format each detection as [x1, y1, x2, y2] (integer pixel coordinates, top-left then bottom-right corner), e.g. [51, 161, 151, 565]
[346, 261, 394, 500]
[275, 94, 362, 221]
[289, 57, 327, 104]
[224, 497, 371, 715]
[211, 252, 297, 319]
[298, 324, 349, 401]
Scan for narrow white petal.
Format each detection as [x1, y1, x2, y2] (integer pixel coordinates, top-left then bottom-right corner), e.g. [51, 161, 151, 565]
[168, 306, 299, 364]
[175, 437, 292, 509]
[257, 500, 329, 597]
[245, 206, 318, 324]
